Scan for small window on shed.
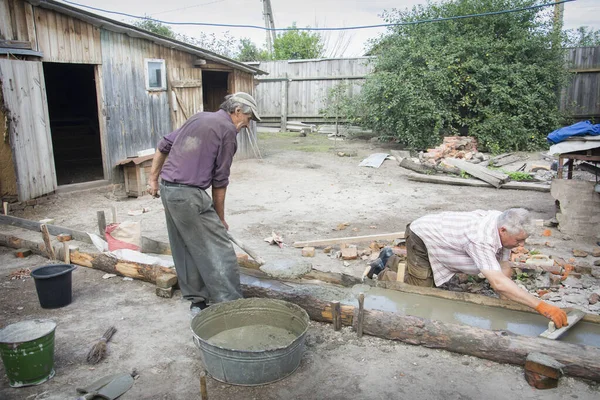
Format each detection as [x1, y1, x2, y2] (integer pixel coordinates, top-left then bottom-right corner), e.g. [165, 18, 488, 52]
[145, 59, 166, 91]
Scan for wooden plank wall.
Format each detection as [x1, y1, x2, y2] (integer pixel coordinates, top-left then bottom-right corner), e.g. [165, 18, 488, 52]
[253, 58, 373, 125]
[231, 70, 258, 159]
[0, 87, 18, 198]
[0, 60, 57, 200]
[34, 6, 102, 64]
[0, 0, 37, 48]
[231, 70, 255, 94]
[101, 30, 218, 178]
[169, 66, 203, 129]
[561, 46, 600, 120]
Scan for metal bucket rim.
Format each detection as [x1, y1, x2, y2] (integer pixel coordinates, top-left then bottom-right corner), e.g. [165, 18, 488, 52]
[31, 264, 77, 280]
[0, 319, 57, 344]
[190, 298, 310, 354]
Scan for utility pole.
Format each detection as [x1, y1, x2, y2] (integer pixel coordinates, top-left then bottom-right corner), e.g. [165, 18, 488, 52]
[262, 0, 276, 53]
[552, 0, 565, 48]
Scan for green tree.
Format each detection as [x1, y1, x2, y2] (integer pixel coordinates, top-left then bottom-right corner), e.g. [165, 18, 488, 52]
[564, 26, 600, 47]
[236, 38, 271, 62]
[358, 0, 569, 152]
[273, 23, 324, 60]
[133, 17, 176, 39]
[179, 31, 238, 58]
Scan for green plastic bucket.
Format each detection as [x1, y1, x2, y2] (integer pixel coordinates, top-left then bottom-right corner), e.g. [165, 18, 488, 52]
[0, 320, 56, 387]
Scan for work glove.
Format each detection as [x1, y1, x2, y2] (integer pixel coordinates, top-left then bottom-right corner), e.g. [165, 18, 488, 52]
[535, 302, 568, 328]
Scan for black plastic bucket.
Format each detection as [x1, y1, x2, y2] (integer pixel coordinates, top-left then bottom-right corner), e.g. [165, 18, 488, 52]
[30, 264, 77, 309]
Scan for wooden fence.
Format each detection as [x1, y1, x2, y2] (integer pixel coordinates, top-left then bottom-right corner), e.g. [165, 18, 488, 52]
[561, 45, 600, 120]
[251, 48, 598, 128]
[249, 57, 374, 127]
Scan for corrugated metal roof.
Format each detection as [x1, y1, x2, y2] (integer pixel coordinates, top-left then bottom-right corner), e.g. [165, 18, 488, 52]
[28, 0, 267, 75]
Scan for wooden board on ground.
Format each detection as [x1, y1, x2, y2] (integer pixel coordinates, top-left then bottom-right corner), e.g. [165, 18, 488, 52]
[406, 173, 550, 192]
[539, 309, 586, 340]
[293, 232, 405, 248]
[445, 158, 509, 188]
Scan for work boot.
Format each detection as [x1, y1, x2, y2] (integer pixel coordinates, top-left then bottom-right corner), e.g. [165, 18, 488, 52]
[189, 301, 209, 318]
[366, 247, 394, 279]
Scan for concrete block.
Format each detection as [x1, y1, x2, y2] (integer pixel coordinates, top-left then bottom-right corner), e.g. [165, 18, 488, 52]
[156, 273, 178, 289]
[551, 180, 600, 237]
[156, 287, 173, 298]
[302, 247, 315, 257]
[341, 247, 358, 260]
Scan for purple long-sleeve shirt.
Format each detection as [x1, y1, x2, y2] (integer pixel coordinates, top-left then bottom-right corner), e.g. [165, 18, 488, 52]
[158, 110, 237, 189]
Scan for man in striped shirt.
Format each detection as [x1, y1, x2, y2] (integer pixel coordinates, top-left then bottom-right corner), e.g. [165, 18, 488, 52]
[406, 208, 568, 328]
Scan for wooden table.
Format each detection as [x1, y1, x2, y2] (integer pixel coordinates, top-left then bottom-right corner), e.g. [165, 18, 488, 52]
[557, 147, 600, 179]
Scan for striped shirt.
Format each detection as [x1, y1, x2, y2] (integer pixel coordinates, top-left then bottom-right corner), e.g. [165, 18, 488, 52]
[409, 210, 510, 286]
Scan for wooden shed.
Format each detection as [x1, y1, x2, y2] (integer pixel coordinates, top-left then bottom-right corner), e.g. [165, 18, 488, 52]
[0, 0, 265, 202]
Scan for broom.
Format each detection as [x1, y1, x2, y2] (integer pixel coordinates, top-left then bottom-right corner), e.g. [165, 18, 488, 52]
[86, 326, 117, 364]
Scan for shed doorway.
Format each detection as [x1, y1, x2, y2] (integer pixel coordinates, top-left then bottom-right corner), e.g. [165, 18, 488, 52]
[202, 70, 229, 112]
[43, 63, 104, 186]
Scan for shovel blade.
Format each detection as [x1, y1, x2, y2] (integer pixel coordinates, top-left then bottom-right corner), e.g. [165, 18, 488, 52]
[96, 374, 134, 400]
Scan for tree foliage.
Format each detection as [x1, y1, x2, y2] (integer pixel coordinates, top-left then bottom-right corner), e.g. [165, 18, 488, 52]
[273, 24, 325, 60]
[133, 17, 176, 39]
[564, 26, 600, 48]
[356, 0, 569, 152]
[236, 38, 271, 62]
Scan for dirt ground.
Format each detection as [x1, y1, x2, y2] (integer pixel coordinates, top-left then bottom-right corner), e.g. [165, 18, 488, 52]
[1, 133, 599, 399]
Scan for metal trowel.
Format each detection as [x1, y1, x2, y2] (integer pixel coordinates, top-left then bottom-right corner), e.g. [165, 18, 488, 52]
[539, 308, 585, 340]
[76, 373, 134, 400]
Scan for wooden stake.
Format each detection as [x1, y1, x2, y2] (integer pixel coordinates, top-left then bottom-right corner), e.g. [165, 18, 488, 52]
[111, 206, 117, 224]
[3, 202, 8, 216]
[200, 370, 208, 400]
[63, 242, 70, 264]
[40, 224, 56, 260]
[396, 262, 406, 283]
[97, 211, 106, 239]
[332, 301, 341, 331]
[357, 293, 365, 338]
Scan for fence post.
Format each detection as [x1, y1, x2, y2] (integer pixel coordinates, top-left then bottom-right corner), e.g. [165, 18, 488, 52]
[280, 73, 288, 132]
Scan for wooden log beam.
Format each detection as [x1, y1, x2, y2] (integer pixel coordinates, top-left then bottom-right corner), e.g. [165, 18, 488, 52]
[293, 232, 405, 248]
[398, 157, 435, 174]
[241, 284, 600, 382]
[70, 251, 175, 284]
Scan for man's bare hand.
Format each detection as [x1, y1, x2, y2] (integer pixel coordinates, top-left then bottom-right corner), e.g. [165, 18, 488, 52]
[148, 180, 160, 198]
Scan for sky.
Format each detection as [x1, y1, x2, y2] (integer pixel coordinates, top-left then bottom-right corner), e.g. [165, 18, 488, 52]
[60, 0, 600, 57]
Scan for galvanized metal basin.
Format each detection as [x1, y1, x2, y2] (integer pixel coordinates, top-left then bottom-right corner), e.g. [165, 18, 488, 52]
[191, 298, 309, 386]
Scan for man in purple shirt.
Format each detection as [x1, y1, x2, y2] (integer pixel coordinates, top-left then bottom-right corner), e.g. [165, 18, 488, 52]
[148, 92, 260, 314]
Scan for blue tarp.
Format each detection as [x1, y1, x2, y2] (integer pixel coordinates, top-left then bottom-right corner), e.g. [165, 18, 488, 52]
[547, 120, 600, 144]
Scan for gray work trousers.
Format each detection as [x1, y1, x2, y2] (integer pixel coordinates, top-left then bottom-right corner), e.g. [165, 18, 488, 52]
[160, 182, 243, 304]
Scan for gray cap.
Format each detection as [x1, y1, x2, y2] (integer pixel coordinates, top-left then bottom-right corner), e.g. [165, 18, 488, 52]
[231, 92, 261, 122]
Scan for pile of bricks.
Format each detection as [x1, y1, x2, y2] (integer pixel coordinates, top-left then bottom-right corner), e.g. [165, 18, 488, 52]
[421, 136, 479, 163]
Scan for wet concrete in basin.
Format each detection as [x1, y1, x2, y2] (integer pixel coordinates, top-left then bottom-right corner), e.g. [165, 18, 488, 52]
[343, 285, 600, 347]
[240, 274, 600, 347]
